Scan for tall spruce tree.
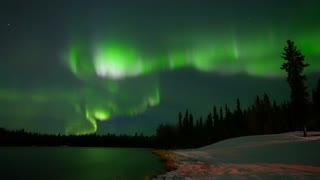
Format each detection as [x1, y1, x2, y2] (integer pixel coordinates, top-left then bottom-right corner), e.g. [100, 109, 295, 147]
[281, 40, 310, 136]
[235, 98, 243, 121]
[183, 109, 189, 128]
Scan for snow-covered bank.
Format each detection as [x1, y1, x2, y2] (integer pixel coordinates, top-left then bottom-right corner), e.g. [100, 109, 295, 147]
[155, 132, 320, 179]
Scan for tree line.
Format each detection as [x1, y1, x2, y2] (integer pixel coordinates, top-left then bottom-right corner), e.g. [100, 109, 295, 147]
[0, 128, 155, 147]
[156, 83, 320, 148]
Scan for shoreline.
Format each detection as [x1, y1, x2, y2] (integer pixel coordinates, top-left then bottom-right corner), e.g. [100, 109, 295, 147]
[152, 149, 189, 179]
[152, 149, 178, 172]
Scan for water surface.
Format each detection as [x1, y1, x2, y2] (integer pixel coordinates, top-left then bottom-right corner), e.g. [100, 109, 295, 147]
[0, 147, 165, 180]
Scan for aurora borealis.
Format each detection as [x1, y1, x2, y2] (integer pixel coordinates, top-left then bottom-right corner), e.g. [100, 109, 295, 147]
[1, 0, 319, 135]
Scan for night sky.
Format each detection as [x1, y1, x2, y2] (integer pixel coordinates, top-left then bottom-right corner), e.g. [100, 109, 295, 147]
[1, 0, 319, 135]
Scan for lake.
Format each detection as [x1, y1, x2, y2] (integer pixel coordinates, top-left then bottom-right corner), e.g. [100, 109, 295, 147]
[0, 147, 165, 180]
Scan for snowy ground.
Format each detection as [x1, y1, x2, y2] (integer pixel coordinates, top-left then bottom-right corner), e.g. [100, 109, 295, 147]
[155, 132, 320, 179]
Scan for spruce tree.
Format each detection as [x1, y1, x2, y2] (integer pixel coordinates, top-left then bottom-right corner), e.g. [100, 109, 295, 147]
[236, 98, 242, 115]
[183, 109, 189, 128]
[213, 106, 219, 128]
[178, 112, 182, 129]
[281, 40, 310, 136]
[219, 107, 223, 121]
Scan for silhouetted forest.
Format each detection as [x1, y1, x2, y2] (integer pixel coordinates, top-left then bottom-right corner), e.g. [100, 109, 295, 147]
[0, 128, 155, 147]
[156, 82, 320, 148]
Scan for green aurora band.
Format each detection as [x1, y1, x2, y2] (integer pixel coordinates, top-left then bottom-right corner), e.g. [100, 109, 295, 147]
[68, 30, 320, 80]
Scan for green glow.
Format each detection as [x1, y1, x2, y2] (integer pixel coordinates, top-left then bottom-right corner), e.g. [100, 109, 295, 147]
[148, 87, 160, 107]
[67, 29, 319, 80]
[126, 86, 161, 115]
[94, 109, 111, 121]
[93, 41, 143, 79]
[67, 44, 96, 80]
[85, 109, 98, 130]
[65, 115, 97, 135]
[69, 47, 79, 74]
[168, 51, 188, 69]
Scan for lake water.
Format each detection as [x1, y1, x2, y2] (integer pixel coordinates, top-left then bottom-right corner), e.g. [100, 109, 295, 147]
[0, 147, 165, 180]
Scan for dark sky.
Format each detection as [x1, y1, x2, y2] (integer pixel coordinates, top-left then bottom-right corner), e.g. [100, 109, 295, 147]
[0, 0, 319, 135]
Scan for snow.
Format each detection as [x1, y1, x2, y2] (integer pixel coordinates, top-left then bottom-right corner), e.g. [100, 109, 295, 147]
[155, 131, 320, 179]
